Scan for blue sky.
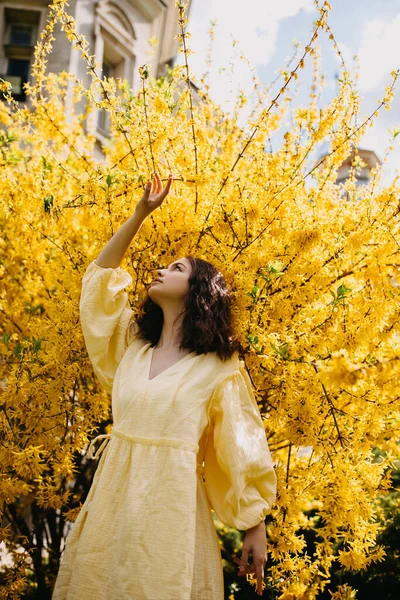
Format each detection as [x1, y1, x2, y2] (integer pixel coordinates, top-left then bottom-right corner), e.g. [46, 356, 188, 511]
[175, 0, 400, 184]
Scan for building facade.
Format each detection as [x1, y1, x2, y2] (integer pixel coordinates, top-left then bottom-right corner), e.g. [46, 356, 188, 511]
[0, 0, 193, 157]
[315, 144, 382, 187]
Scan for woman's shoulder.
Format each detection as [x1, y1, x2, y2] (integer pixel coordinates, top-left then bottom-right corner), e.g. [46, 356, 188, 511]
[195, 349, 240, 386]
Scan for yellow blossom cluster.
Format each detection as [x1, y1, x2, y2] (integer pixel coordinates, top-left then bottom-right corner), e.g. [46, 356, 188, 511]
[0, 0, 399, 598]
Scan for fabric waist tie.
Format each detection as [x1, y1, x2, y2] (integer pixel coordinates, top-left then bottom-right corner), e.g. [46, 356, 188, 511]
[86, 428, 204, 476]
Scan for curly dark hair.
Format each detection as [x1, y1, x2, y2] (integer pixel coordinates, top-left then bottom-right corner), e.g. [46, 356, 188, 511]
[131, 255, 241, 361]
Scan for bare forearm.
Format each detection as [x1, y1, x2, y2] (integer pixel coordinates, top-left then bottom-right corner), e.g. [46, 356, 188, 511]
[95, 171, 172, 268]
[95, 208, 148, 269]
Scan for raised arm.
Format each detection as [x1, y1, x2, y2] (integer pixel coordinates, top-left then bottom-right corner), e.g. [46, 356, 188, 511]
[96, 172, 173, 269]
[79, 172, 173, 394]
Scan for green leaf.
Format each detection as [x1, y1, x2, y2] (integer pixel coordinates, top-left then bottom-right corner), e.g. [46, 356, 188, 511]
[44, 195, 54, 213]
[337, 284, 351, 297]
[389, 127, 400, 139]
[41, 156, 53, 172]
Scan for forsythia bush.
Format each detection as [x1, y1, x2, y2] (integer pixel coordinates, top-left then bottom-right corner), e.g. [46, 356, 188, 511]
[0, 0, 399, 598]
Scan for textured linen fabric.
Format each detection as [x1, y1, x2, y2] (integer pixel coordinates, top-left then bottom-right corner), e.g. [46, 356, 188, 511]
[52, 260, 277, 600]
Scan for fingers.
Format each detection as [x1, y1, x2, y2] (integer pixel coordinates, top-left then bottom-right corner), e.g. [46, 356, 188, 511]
[162, 173, 173, 195]
[153, 172, 172, 189]
[236, 547, 250, 576]
[143, 180, 152, 200]
[240, 547, 250, 568]
[154, 172, 173, 200]
[255, 561, 264, 596]
[234, 554, 266, 595]
[154, 172, 162, 194]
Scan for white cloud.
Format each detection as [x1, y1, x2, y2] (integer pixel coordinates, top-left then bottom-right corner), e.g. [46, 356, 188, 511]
[179, 0, 315, 115]
[357, 14, 400, 93]
[174, 1, 400, 185]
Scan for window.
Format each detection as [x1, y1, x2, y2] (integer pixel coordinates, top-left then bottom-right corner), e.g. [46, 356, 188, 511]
[0, 9, 40, 102]
[97, 61, 113, 135]
[94, 2, 136, 139]
[97, 40, 129, 135]
[8, 23, 35, 46]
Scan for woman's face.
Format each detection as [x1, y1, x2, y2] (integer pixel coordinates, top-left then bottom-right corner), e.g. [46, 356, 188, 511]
[148, 257, 192, 306]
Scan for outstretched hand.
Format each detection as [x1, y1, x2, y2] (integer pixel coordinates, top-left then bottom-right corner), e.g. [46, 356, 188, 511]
[233, 520, 267, 596]
[135, 172, 173, 216]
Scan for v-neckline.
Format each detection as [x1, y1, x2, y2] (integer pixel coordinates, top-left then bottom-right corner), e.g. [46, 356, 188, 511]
[147, 344, 196, 382]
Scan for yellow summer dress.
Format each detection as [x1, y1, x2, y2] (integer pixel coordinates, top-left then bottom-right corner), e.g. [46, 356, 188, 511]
[52, 260, 277, 600]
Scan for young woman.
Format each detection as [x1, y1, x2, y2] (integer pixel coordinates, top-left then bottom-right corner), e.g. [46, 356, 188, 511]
[52, 173, 276, 599]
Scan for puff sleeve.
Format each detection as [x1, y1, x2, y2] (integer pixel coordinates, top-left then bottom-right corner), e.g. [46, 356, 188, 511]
[203, 362, 276, 530]
[79, 259, 136, 395]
